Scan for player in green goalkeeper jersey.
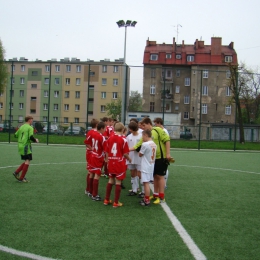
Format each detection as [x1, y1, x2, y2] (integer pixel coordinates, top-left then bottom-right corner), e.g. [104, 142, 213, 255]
[13, 116, 39, 182]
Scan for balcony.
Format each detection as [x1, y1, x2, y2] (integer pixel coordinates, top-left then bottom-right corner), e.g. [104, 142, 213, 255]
[161, 90, 173, 101]
[160, 77, 173, 83]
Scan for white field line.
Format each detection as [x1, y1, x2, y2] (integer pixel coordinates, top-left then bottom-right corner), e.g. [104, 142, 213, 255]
[0, 245, 60, 260]
[149, 183, 207, 260]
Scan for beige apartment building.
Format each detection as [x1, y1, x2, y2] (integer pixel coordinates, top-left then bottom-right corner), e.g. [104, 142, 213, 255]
[1, 57, 129, 128]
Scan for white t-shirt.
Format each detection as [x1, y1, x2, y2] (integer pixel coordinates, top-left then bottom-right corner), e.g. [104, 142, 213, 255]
[126, 132, 142, 165]
[140, 140, 157, 174]
[163, 127, 169, 136]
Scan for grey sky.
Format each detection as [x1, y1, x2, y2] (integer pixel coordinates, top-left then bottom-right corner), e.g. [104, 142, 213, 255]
[1, 0, 259, 91]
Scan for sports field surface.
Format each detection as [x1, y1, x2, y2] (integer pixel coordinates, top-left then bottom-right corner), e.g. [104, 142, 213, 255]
[0, 143, 260, 260]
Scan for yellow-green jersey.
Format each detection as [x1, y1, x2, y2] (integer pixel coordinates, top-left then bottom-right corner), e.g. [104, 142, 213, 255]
[15, 124, 34, 155]
[134, 127, 170, 159]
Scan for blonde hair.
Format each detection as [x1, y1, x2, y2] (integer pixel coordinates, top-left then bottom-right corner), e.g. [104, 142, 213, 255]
[114, 122, 124, 132]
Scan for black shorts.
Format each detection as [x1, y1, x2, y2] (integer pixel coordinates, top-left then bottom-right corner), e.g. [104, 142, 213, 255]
[153, 158, 168, 176]
[21, 154, 33, 161]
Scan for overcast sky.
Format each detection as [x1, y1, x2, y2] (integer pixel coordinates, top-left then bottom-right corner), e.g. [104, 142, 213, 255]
[1, 0, 259, 92]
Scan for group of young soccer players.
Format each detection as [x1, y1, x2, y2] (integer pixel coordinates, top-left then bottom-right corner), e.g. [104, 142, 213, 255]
[84, 116, 171, 208]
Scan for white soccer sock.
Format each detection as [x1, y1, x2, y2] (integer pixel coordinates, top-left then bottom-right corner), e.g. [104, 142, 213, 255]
[131, 177, 135, 192]
[165, 170, 169, 185]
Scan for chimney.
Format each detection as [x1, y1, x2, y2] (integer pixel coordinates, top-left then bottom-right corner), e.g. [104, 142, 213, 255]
[229, 42, 234, 49]
[182, 40, 185, 48]
[195, 39, 198, 49]
[211, 37, 222, 55]
[198, 40, 204, 48]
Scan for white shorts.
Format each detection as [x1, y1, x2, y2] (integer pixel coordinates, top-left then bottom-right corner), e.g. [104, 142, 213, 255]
[128, 164, 141, 171]
[141, 171, 153, 183]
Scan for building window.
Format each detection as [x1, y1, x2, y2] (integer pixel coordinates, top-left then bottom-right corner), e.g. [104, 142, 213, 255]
[226, 86, 231, 96]
[150, 102, 155, 112]
[64, 104, 69, 111]
[53, 117, 58, 123]
[226, 70, 231, 79]
[203, 70, 209, 78]
[225, 56, 232, 62]
[11, 65, 15, 71]
[175, 86, 180, 94]
[65, 91, 70, 98]
[75, 104, 80, 111]
[202, 86, 208, 96]
[31, 84, 37, 88]
[102, 65, 107, 72]
[64, 117, 68, 124]
[187, 55, 194, 62]
[32, 71, 38, 76]
[55, 65, 60, 72]
[112, 92, 118, 99]
[76, 78, 81, 85]
[185, 78, 190, 86]
[75, 91, 80, 98]
[44, 91, 48, 97]
[166, 54, 171, 59]
[54, 104, 58, 110]
[31, 97, 37, 101]
[44, 78, 49, 84]
[18, 116, 23, 122]
[150, 54, 158, 60]
[43, 116, 47, 122]
[55, 78, 60, 85]
[54, 91, 59, 98]
[176, 54, 181, 59]
[66, 78, 70, 85]
[66, 65, 71, 72]
[184, 112, 189, 119]
[76, 65, 81, 72]
[0, 92, 2, 97]
[113, 79, 118, 86]
[151, 68, 156, 78]
[20, 78, 25, 84]
[0, 102, 3, 109]
[184, 95, 190, 104]
[101, 105, 106, 112]
[21, 65, 25, 72]
[114, 66, 118, 72]
[20, 90, 24, 97]
[162, 69, 172, 79]
[11, 78, 15, 84]
[150, 85, 155, 95]
[10, 90, 14, 97]
[202, 104, 207, 114]
[75, 118, 79, 124]
[45, 65, 50, 72]
[176, 70, 180, 77]
[102, 78, 107, 85]
[43, 104, 48, 110]
[175, 105, 179, 111]
[101, 92, 106, 99]
[225, 105, 231, 115]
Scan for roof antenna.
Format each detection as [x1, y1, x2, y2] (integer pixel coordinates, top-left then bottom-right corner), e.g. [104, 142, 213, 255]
[172, 24, 182, 44]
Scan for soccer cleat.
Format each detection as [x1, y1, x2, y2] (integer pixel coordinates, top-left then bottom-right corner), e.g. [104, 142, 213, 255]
[153, 198, 166, 204]
[92, 195, 102, 201]
[101, 173, 105, 177]
[139, 200, 150, 206]
[87, 193, 93, 198]
[13, 172, 19, 180]
[121, 183, 126, 189]
[85, 190, 90, 195]
[127, 191, 137, 196]
[113, 202, 123, 208]
[138, 192, 145, 198]
[103, 199, 112, 205]
[149, 195, 157, 200]
[18, 178, 29, 183]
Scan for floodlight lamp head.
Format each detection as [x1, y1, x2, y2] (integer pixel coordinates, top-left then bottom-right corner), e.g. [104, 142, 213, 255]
[131, 21, 137, 27]
[116, 20, 125, 27]
[126, 20, 132, 26]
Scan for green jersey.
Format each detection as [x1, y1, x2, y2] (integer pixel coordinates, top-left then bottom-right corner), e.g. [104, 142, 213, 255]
[15, 123, 34, 155]
[134, 127, 170, 159]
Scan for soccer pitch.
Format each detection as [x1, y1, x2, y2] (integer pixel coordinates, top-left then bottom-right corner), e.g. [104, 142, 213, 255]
[0, 143, 260, 260]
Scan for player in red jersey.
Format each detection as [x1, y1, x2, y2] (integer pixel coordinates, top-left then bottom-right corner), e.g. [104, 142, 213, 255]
[103, 122, 131, 208]
[87, 122, 106, 201]
[84, 119, 99, 196]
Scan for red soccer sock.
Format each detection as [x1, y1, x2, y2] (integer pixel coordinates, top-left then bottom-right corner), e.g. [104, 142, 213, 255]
[153, 193, 159, 198]
[92, 179, 99, 197]
[19, 164, 29, 180]
[145, 195, 150, 202]
[105, 182, 113, 201]
[88, 177, 94, 194]
[86, 173, 90, 192]
[15, 163, 25, 174]
[114, 184, 122, 204]
[159, 193, 165, 200]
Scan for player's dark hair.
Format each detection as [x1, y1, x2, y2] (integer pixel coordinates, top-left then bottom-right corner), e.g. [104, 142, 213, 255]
[25, 116, 33, 122]
[142, 117, 152, 125]
[90, 118, 99, 128]
[128, 121, 138, 131]
[142, 129, 152, 138]
[101, 117, 108, 122]
[97, 121, 106, 130]
[130, 118, 138, 124]
[153, 117, 163, 125]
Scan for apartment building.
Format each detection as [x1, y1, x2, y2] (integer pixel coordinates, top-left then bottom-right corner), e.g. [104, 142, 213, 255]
[1, 57, 129, 127]
[142, 37, 238, 127]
